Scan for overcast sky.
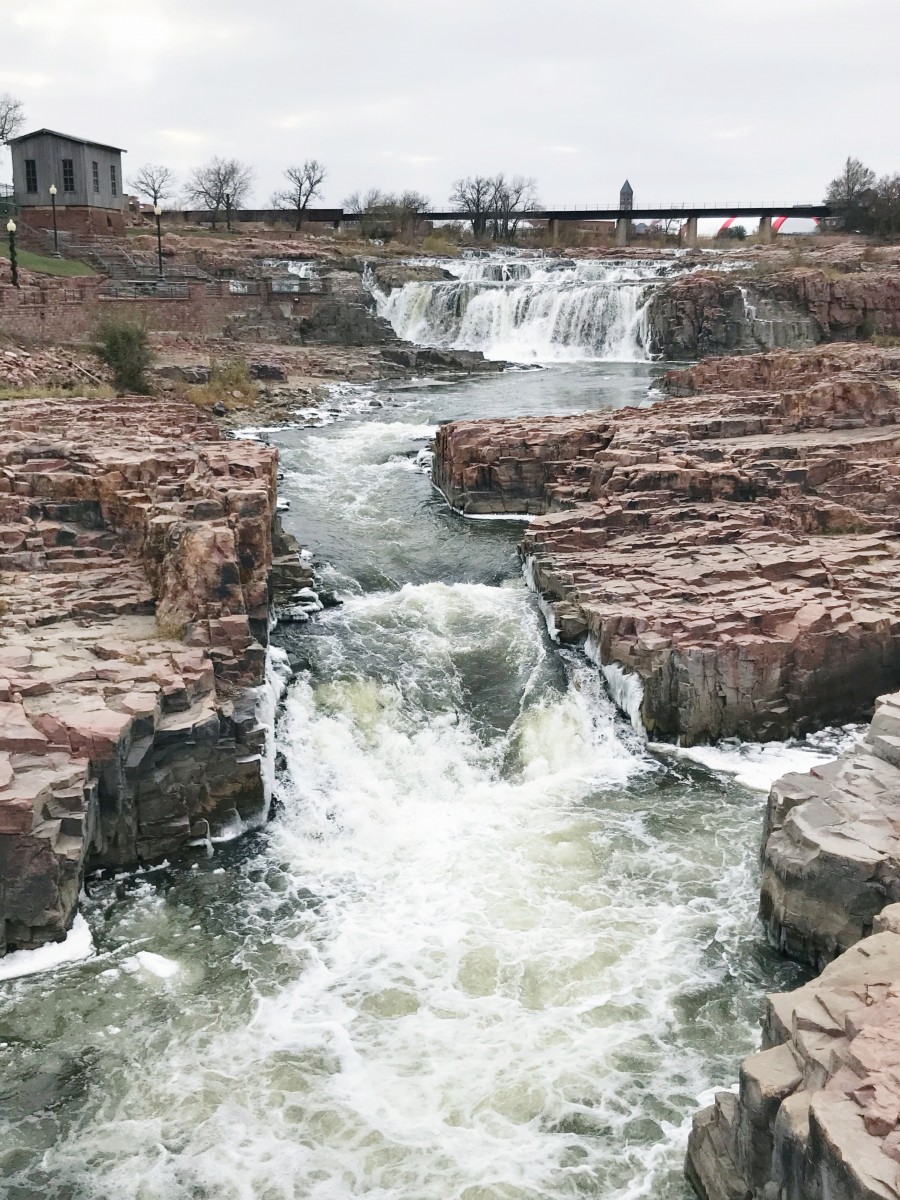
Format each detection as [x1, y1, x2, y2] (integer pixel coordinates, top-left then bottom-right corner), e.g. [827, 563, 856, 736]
[3, 0, 896, 210]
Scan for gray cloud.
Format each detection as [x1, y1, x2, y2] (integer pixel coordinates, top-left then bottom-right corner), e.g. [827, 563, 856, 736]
[3, 0, 895, 209]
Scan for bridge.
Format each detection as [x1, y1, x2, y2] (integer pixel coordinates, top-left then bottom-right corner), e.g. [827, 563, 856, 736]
[414, 204, 831, 245]
[160, 201, 830, 246]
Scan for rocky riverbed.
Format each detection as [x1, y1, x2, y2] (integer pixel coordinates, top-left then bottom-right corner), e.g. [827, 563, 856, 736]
[432, 338, 900, 1198]
[0, 395, 314, 953]
[5, 235, 900, 1198]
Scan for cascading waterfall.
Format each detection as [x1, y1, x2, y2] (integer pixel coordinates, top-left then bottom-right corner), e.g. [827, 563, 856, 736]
[376, 256, 677, 362]
[261, 257, 320, 279]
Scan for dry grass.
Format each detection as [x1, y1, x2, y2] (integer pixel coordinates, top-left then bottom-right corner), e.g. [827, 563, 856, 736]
[155, 612, 187, 640]
[178, 358, 260, 410]
[422, 233, 460, 256]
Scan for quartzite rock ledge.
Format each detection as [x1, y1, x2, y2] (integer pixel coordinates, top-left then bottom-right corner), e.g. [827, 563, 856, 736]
[686, 681, 900, 1199]
[0, 395, 312, 955]
[433, 344, 900, 744]
[688, 912, 900, 1200]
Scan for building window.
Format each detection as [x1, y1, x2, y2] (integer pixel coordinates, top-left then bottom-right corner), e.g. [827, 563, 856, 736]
[110, 163, 117, 197]
[92, 161, 100, 194]
[25, 159, 38, 193]
[62, 159, 75, 192]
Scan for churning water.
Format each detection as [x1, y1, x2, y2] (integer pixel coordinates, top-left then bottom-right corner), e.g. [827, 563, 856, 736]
[1, 334, 836, 1198]
[376, 256, 678, 362]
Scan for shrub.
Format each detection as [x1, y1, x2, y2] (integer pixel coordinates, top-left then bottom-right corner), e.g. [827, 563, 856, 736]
[92, 319, 153, 393]
[183, 357, 259, 410]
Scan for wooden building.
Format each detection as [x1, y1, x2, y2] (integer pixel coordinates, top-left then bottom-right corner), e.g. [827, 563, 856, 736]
[9, 128, 127, 237]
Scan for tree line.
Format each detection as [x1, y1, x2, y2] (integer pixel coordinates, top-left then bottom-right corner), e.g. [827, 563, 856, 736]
[825, 157, 900, 236]
[128, 161, 541, 241]
[7, 89, 898, 241]
[1, 97, 540, 238]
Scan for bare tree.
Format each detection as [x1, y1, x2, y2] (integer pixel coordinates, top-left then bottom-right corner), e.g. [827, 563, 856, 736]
[184, 157, 254, 229]
[342, 189, 428, 238]
[868, 173, 900, 237]
[129, 163, 177, 206]
[272, 160, 327, 229]
[343, 188, 388, 214]
[449, 175, 495, 238]
[0, 93, 25, 143]
[490, 174, 539, 240]
[825, 157, 876, 228]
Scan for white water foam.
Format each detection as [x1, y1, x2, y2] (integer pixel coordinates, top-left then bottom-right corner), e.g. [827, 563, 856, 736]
[374, 256, 670, 363]
[0, 914, 94, 981]
[660, 726, 863, 793]
[260, 257, 319, 279]
[128, 951, 181, 980]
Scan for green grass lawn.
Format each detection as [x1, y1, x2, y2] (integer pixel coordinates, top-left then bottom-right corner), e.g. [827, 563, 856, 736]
[0, 247, 96, 277]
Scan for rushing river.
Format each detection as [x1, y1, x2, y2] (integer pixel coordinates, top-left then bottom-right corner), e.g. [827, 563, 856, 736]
[3, 346, 844, 1198]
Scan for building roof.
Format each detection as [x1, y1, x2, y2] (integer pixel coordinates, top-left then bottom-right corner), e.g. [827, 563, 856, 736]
[8, 128, 126, 154]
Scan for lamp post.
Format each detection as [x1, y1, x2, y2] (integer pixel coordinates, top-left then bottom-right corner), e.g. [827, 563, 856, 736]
[154, 204, 164, 279]
[224, 191, 232, 233]
[7, 218, 19, 288]
[49, 184, 60, 256]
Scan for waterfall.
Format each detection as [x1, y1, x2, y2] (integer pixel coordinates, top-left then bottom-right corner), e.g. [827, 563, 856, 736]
[376, 256, 675, 363]
[260, 257, 319, 279]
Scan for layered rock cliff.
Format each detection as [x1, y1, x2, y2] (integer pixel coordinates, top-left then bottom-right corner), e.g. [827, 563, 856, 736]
[433, 345, 900, 743]
[687, 690, 900, 1199]
[760, 688, 900, 970]
[645, 268, 900, 359]
[688, 914, 900, 1200]
[0, 396, 311, 954]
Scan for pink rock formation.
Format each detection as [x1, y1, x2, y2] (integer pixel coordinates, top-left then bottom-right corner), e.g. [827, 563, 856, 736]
[0, 395, 309, 954]
[433, 345, 900, 743]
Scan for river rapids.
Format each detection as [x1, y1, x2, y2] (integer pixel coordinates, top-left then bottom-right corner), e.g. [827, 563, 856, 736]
[1, 263, 847, 1200]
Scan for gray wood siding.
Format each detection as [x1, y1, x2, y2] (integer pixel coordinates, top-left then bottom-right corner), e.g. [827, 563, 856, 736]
[12, 133, 124, 211]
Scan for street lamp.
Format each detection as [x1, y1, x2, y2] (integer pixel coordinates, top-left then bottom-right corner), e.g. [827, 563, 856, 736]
[49, 184, 60, 256]
[154, 203, 164, 279]
[6, 218, 19, 288]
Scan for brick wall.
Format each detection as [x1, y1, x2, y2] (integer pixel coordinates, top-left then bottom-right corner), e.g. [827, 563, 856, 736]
[0, 282, 268, 344]
[20, 206, 128, 240]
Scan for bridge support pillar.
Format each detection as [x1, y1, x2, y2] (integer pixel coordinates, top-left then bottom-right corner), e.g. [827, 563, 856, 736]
[683, 215, 698, 247]
[758, 215, 773, 243]
[616, 217, 631, 246]
[548, 218, 560, 242]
